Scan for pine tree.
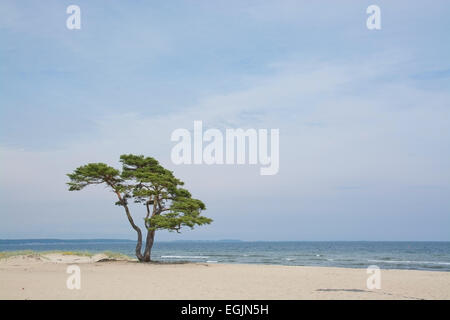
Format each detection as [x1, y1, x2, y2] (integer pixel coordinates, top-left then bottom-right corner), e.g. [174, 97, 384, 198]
[67, 154, 212, 262]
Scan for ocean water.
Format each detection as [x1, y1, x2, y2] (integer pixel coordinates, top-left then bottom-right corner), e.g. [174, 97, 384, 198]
[1, 239, 449, 272]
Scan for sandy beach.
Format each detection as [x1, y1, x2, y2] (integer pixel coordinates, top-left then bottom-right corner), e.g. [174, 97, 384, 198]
[0, 253, 449, 300]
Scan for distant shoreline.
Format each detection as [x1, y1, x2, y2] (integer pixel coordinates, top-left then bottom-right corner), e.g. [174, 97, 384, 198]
[1, 239, 450, 242]
[0, 239, 245, 243]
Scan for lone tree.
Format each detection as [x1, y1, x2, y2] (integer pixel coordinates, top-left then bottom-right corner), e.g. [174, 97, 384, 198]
[67, 154, 212, 262]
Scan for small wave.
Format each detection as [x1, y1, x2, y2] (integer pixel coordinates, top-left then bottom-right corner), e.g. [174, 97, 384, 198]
[285, 257, 295, 261]
[368, 259, 450, 265]
[243, 254, 266, 258]
[160, 255, 209, 259]
[206, 260, 218, 263]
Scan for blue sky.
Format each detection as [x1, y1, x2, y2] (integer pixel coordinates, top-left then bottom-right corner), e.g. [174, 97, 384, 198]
[1, 1, 450, 240]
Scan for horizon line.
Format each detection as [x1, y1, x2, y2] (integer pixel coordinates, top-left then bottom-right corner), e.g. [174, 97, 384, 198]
[1, 238, 450, 242]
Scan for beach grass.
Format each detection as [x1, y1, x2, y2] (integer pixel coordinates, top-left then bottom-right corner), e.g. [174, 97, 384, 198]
[0, 250, 36, 259]
[59, 250, 94, 257]
[101, 251, 131, 260]
[0, 250, 131, 260]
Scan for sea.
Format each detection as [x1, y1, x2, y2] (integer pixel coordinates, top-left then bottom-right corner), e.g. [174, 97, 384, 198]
[1, 239, 449, 272]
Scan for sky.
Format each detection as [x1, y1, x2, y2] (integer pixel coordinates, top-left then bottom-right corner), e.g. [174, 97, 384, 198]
[1, 0, 449, 241]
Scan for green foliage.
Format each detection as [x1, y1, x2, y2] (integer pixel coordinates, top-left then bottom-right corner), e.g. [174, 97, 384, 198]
[67, 163, 122, 191]
[67, 154, 212, 234]
[60, 251, 93, 257]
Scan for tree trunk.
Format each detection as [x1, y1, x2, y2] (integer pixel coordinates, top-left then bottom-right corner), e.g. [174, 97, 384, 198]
[112, 189, 145, 261]
[135, 230, 144, 262]
[125, 206, 144, 262]
[142, 229, 156, 262]
[119, 195, 144, 261]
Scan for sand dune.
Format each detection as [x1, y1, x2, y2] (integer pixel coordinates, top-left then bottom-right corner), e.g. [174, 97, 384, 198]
[0, 253, 449, 300]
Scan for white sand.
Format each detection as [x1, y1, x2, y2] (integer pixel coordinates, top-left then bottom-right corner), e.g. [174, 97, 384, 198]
[0, 253, 449, 300]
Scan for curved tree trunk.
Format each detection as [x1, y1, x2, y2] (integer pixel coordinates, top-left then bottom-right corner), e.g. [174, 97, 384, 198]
[142, 229, 155, 262]
[114, 191, 145, 261]
[124, 205, 145, 261]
